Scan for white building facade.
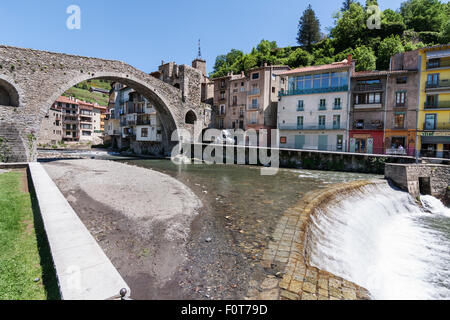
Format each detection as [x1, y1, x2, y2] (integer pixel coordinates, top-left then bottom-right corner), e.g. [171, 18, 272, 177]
[277, 58, 354, 151]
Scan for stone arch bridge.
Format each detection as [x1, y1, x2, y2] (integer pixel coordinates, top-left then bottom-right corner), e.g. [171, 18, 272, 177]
[0, 45, 209, 162]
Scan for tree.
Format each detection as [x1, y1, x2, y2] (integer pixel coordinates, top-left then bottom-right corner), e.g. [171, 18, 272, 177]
[377, 35, 405, 69]
[330, 2, 367, 52]
[287, 48, 312, 68]
[341, 0, 354, 12]
[353, 46, 377, 71]
[400, 0, 447, 33]
[297, 5, 321, 50]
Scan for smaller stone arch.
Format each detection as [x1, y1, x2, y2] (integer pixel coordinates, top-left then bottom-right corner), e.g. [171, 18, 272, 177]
[185, 110, 197, 125]
[0, 78, 20, 107]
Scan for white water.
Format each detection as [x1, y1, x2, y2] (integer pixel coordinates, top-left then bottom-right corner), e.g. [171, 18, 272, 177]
[308, 182, 450, 300]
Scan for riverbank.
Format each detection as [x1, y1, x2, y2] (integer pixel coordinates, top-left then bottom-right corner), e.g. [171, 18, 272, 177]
[42, 159, 202, 299]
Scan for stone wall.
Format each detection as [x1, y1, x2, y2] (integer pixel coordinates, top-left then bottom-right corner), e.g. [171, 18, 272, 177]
[385, 163, 450, 200]
[185, 143, 428, 174]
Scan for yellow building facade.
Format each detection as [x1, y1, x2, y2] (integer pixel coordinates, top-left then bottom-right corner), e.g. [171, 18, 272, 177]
[417, 44, 450, 159]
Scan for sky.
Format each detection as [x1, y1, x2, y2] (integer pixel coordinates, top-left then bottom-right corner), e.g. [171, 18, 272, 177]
[0, 0, 405, 74]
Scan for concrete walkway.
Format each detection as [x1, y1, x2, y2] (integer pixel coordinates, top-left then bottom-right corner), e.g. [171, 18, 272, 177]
[28, 162, 130, 300]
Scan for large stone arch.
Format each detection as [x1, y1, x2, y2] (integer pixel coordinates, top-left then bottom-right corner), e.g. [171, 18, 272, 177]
[37, 72, 180, 154]
[0, 45, 208, 162]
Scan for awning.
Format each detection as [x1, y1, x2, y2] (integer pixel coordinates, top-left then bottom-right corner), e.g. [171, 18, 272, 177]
[426, 50, 450, 60]
[421, 135, 450, 144]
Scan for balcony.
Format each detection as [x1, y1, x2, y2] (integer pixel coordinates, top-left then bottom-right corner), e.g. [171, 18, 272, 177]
[137, 118, 151, 126]
[279, 123, 342, 130]
[424, 101, 450, 109]
[352, 121, 384, 130]
[248, 104, 259, 110]
[353, 83, 383, 92]
[332, 104, 342, 110]
[427, 59, 450, 70]
[318, 104, 327, 111]
[279, 85, 348, 97]
[354, 103, 382, 109]
[426, 79, 450, 91]
[297, 107, 304, 111]
[423, 122, 450, 131]
[248, 88, 260, 95]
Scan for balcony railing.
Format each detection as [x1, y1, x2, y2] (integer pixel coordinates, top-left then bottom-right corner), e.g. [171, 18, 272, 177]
[279, 85, 348, 97]
[427, 59, 450, 70]
[333, 104, 342, 110]
[424, 101, 450, 109]
[137, 119, 151, 125]
[423, 122, 450, 131]
[279, 123, 342, 130]
[249, 89, 260, 95]
[353, 83, 383, 91]
[248, 104, 259, 110]
[297, 107, 304, 111]
[318, 104, 327, 111]
[426, 79, 450, 90]
[352, 122, 384, 130]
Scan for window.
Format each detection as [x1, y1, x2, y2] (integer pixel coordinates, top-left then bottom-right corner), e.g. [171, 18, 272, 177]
[356, 119, 364, 129]
[318, 115, 326, 129]
[428, 58, 440, 69]
[368, 93, 381, 104]
[425, 95, 438, 108]
[397, 76, 407, 84]
[252, 73, 259, 80]
[220, 80, 225, 88]
[424, 114, 436, 130]
[251, 98, 258, 109]
[394, 112, 405, 129]
[220, 105, 226, 115]
[333, 115, 341, 129]
[395, 92, 406, 106]
[297, 116, 303, 129]
[141, 128, 148, 138]
[297, 100, 304, 111]
[220, 91, 226, 100]
[427, 74, 440, 87]
[233, 96, 237, 106]
[250, 112, 257, 124]
[272, 87, 276, 93]
[334, 98, 341, 109]
[319, 99, 326, 110]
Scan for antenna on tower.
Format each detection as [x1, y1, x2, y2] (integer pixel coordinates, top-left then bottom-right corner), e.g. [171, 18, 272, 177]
[197, 39, 202, 59]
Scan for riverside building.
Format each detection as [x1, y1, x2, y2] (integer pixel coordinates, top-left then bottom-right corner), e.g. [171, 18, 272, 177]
[277, 57, 354, 151]
[417, 44, 450, 158]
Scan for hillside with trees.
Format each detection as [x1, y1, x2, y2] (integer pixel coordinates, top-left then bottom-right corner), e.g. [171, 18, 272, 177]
[210, 0, 450, 78]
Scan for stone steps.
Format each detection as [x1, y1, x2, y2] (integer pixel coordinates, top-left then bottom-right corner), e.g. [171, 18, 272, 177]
[0, 122, 28, 162]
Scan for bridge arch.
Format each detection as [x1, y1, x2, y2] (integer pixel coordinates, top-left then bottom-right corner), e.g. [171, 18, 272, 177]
[185, 110, 197, 125]
[0, 76, 20, 107]
[37, 71, 181, 154]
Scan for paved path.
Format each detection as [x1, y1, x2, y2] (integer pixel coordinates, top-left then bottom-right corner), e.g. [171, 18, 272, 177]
[29, 162, 130, 300]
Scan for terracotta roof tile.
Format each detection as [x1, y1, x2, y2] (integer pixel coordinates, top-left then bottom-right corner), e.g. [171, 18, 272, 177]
[278, 60, 352, 76]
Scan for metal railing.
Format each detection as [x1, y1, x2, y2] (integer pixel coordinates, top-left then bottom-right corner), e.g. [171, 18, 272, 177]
[424, 101, 450, 109]
[423, 122, 450, 131]
[353, 83, 383, 91]
[426, 79, 450, 89]
[279, 123, 343, 130]
[427, 59, 450, 69]
[279, 85, 348, 97]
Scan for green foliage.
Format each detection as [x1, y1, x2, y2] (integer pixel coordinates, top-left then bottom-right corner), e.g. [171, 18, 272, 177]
[0, 172, 46, 300]
[286, 48, 312, 68]
[377, 35, 405, 69]
[210, 1, 448, 78]
[400, 0, 448, 33]
[353, 46, 377, 71]
[297, 5, 321, 50]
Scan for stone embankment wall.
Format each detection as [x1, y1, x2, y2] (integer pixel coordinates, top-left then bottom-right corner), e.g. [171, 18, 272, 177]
[245, 180, 377, 300]
[385, 163, 450, 200]
[184, 143, 435, 174]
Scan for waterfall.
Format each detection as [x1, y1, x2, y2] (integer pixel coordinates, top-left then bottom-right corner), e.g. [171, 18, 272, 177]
[308, 182, 450, 300]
